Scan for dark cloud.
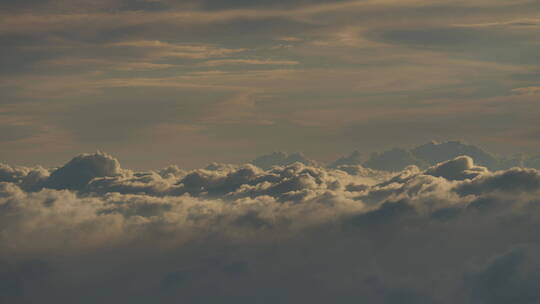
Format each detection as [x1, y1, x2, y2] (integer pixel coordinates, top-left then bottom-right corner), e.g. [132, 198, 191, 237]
[464, 248, 540, 304]
[456, 167, 540, 195]
[0, 259, 50, 303]
[0, 163, 49, 191]
[44, 152, 124, 190]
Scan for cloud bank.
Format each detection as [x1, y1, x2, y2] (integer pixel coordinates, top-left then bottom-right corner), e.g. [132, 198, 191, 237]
[2, 151, 540, 303]
[335, 141, 540, 172]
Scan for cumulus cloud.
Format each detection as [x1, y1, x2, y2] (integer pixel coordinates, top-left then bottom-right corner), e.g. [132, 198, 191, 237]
[0, 163, 49, 191]
[2, 152, 540, 303]
[456, 167, 540, 195]
[44, 151, 125, 190]
[425, 155, 488, 181]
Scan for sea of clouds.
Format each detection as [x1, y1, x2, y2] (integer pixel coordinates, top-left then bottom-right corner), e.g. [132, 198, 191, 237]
[2, 150, 540, 303]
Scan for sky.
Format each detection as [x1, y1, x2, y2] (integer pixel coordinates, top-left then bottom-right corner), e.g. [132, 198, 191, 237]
[1, 0, 540, 169]
[2, 2, 540, 303]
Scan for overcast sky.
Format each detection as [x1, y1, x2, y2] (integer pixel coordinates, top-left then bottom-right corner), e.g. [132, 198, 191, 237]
[2, 3, 540, 300]
[1, 0, 540, 169]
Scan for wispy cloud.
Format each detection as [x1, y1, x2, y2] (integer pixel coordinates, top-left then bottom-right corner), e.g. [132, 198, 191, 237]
[453, 18, 540, 28]
[1, 0, 540, 166]
[110, 40, 247, 59]
[200, 59, 299, 66]
[513, 86, 540, 95]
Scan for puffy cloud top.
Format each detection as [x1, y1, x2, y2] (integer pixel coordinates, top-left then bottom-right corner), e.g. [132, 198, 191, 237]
[2, 152, 540, 303]
[425, 156, 488, 181]
[412, 141, 497, 168]
[44, 152, 124, 190]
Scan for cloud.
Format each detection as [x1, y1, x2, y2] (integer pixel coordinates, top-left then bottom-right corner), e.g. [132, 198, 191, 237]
[412, 141, 498, 168]
[2, 152, 540, 302]
[250, 151, 318, 170]
[525, 155, 540, 169]
[0, 163, 49, 191]
[456, 167, 540, 195]
[44, 151, 125, 190]
[453, 19, 540, 28]
[512, 86, 540, 95]
[463, 248, 540, 304]
[425, 156, 488, 181]
[110, 40, 247, 59]
[39, 57, 176, 71]
[200, 59, 299, 66]
[3, 0, 540, 299]
[364, 148, 425, 171]
[358, 141, 526, 172]
[329, 150, 363, 168]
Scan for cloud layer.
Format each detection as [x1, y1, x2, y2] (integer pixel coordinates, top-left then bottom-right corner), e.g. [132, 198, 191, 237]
[2, 152, 540, 303]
